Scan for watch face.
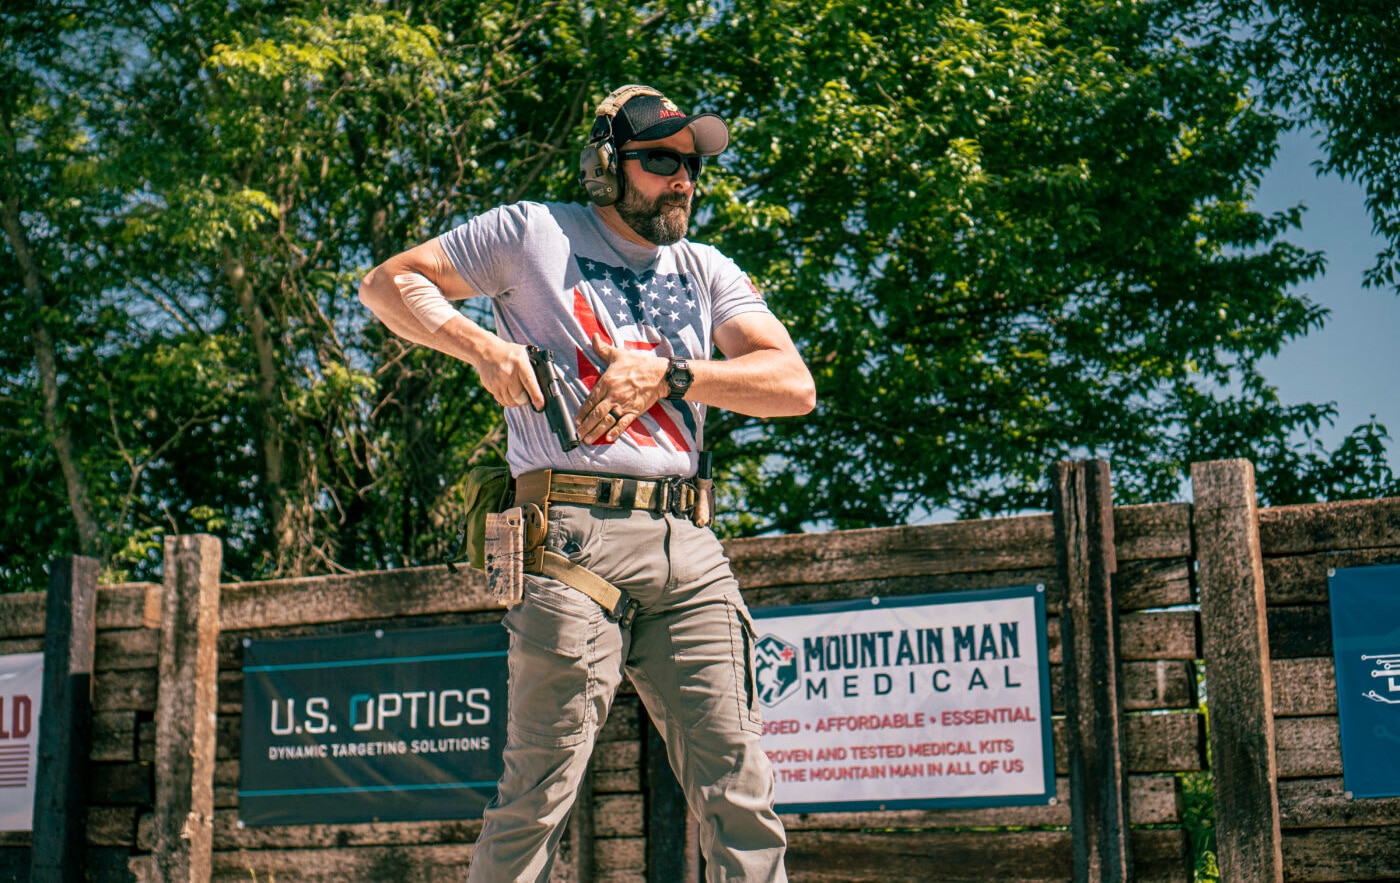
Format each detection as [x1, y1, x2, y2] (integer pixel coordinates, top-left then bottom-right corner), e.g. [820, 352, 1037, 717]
[667, 360, 692, 398]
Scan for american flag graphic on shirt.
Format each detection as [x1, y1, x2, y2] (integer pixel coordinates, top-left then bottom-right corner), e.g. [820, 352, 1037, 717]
[572, 257, 704, 450]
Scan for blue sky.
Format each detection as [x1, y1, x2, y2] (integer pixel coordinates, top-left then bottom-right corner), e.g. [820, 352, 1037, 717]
[1254, 127, 1400, 456]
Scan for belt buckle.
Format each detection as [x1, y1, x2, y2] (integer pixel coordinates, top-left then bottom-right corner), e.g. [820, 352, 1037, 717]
[610, 594, 639, 628]
[658, 478, 694, 517]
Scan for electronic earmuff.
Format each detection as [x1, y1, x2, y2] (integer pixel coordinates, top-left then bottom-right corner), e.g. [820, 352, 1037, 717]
[578, 84, 664, 206]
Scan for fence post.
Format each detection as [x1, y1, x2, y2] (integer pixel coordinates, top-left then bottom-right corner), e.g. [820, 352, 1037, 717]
[644, 712, 701, 882]
[1191, 460, 1283, 882]
[1051, 459, 1131, 882]
[152, 535, 221, 882]
[30, 556, 99, 883]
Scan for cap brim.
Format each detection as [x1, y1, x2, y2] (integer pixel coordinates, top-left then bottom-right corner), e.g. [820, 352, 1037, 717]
[630, 113, 730, 156]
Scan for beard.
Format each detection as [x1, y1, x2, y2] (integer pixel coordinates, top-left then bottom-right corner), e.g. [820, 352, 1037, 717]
[615, 176, 692, 245]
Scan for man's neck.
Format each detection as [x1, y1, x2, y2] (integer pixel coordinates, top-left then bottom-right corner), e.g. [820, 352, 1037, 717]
[592, 203, 659, 249]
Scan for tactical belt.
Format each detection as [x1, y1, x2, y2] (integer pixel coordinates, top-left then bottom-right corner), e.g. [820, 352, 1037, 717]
[539, 471, 699, 516]
[513, 469, 701, 629]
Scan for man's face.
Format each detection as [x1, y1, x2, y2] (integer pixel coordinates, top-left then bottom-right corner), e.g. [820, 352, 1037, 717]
[615, 128, 700, 246]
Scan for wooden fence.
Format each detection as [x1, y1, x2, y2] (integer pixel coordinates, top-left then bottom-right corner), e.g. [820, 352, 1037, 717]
[2, 458, 1398, 881]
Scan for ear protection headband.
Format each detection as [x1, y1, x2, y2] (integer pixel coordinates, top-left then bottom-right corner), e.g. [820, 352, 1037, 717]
[578, 84, 665, 206]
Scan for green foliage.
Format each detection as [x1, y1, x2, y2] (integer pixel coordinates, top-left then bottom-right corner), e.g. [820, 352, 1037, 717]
[1249, 0, 1400, 291]
[1, 0, 1397, 588]
[1181, 770, 1220, 882]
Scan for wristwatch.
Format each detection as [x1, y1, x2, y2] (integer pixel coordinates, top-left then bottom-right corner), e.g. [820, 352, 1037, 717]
[664, 358, 693, 401]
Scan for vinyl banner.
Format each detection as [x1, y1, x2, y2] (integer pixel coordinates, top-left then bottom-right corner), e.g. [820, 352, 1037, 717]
[750, 586, 1054, 813]
[0, 653, 42, 832]
[240, 624, 508, 826]
[1329, 564, 1400, 798]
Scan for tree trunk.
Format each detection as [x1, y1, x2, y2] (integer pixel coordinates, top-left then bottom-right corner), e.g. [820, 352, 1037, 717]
[221, 248, 299, 573]
[0, 193, 101, 557]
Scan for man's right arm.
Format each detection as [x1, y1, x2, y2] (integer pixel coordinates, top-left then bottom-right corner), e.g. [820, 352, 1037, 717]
[359, 239, 543, 408]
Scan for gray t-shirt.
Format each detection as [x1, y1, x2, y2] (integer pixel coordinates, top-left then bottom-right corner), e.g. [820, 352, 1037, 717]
[439, 201, 772, 478]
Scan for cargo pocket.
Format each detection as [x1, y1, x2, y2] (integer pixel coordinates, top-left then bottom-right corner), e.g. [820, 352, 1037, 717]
[728, 600, 765, 735]
[503, 585, 594, 748]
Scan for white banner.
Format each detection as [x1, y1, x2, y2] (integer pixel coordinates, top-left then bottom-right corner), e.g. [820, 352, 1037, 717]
[751, 587, 1053, 812]
[0, 653, 43, 831]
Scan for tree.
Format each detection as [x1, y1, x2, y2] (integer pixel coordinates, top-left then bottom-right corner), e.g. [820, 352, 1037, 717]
[1251, 0, 1400, 290]
[683, 0, 1384, 531]
[1, 0, 1394, 591]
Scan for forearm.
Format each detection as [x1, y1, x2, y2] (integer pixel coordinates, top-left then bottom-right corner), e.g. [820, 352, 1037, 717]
[686, 348, 816, 417]
[359, 256, 540, 407]
[359, 261, 498, 369]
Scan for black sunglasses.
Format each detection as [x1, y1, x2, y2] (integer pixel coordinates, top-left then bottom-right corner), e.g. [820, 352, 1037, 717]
[620, 148, 704, 180]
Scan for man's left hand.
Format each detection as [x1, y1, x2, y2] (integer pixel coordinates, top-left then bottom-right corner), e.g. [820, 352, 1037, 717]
[577, 335, 670, 444]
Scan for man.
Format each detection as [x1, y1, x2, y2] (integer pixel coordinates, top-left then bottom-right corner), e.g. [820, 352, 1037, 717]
[359, 84, 814, 882]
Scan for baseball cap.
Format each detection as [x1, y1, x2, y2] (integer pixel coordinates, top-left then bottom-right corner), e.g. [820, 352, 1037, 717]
[592, 88, 730, 157]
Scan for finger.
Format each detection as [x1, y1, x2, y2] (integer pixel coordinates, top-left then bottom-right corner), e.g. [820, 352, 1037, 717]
[606, 411, 635, 443]
[583, 405, 621, 444]
[592, 333, 618, 362]
[511, 388, 530, 406]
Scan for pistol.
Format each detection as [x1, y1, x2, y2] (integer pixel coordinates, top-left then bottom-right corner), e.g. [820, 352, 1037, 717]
[526, 345, 579, 452]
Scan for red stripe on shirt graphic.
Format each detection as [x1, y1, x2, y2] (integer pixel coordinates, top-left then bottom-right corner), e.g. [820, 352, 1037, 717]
[572, 283, 694, 451]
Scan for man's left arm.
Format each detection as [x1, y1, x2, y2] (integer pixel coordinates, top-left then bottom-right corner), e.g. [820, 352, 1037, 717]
[577, 312, 815, 444]
[690, 312, 816, 417]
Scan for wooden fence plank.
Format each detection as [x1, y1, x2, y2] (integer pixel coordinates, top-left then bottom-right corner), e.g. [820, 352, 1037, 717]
[782, 829, 1191, 883]
[1114, 503, 1194, 562]
[96, 584, 158, 631]
[1271, 658, 1336, 717]
[1258, 497, 1400, 556]
[31, 555, 99, 883]
[151, 535, 221, 882]
[726, 515, 1057, 590]
[1280, 826, 1400, 882]
[1052, 459, 1131, 882]
[1266, 606, 1332, 659]
[221, 565, 498, 629]
[780, 774, 1182, 830]
[90, 711, 137, 762]
[1277, 777, 1400, 829]
[742, 567, 1060, 611]
[94, 629, 159, 672]
[1112, 558, 1194, 610]
[1263, 547, 1400, 605]
[593, 837, 645, 882]
[93, 668, 158, 712]
[1049, 711, 1205, 775]
[1191, 459, 1284, 883]
[136, 843, 477, 883]
[1275, 717, 1341, 779]
[1052, 660, 1198, 713]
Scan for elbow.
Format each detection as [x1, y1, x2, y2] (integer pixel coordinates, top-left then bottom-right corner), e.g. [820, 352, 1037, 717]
[782, 366, 817, 417]
[358, 268, 384, 312]
[358, 266, 400, 323]
[792, 379, 817, 416]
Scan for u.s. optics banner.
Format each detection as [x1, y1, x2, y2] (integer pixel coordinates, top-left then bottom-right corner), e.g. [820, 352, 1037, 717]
[1329, 564, 1400, 798]
[750, 586, 1054, 813]
[0, 653, 42, 832]
[239, 624, 507, 826]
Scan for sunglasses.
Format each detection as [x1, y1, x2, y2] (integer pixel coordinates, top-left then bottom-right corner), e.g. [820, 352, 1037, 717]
[620, 148, 704, 180]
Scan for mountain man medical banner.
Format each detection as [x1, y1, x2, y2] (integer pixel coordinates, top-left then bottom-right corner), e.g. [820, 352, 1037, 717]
[751, 586, 1054, 813]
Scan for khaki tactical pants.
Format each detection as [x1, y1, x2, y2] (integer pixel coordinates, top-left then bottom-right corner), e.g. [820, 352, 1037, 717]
[466, 504, 788, 882]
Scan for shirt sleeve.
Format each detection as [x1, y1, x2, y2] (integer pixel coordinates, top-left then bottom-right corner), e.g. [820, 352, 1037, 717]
[436, 203, 536, 300]
[706, 248, 775, 330]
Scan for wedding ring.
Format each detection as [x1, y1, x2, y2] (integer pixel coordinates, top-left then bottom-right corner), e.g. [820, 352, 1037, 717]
[609, 408, 623, 422]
